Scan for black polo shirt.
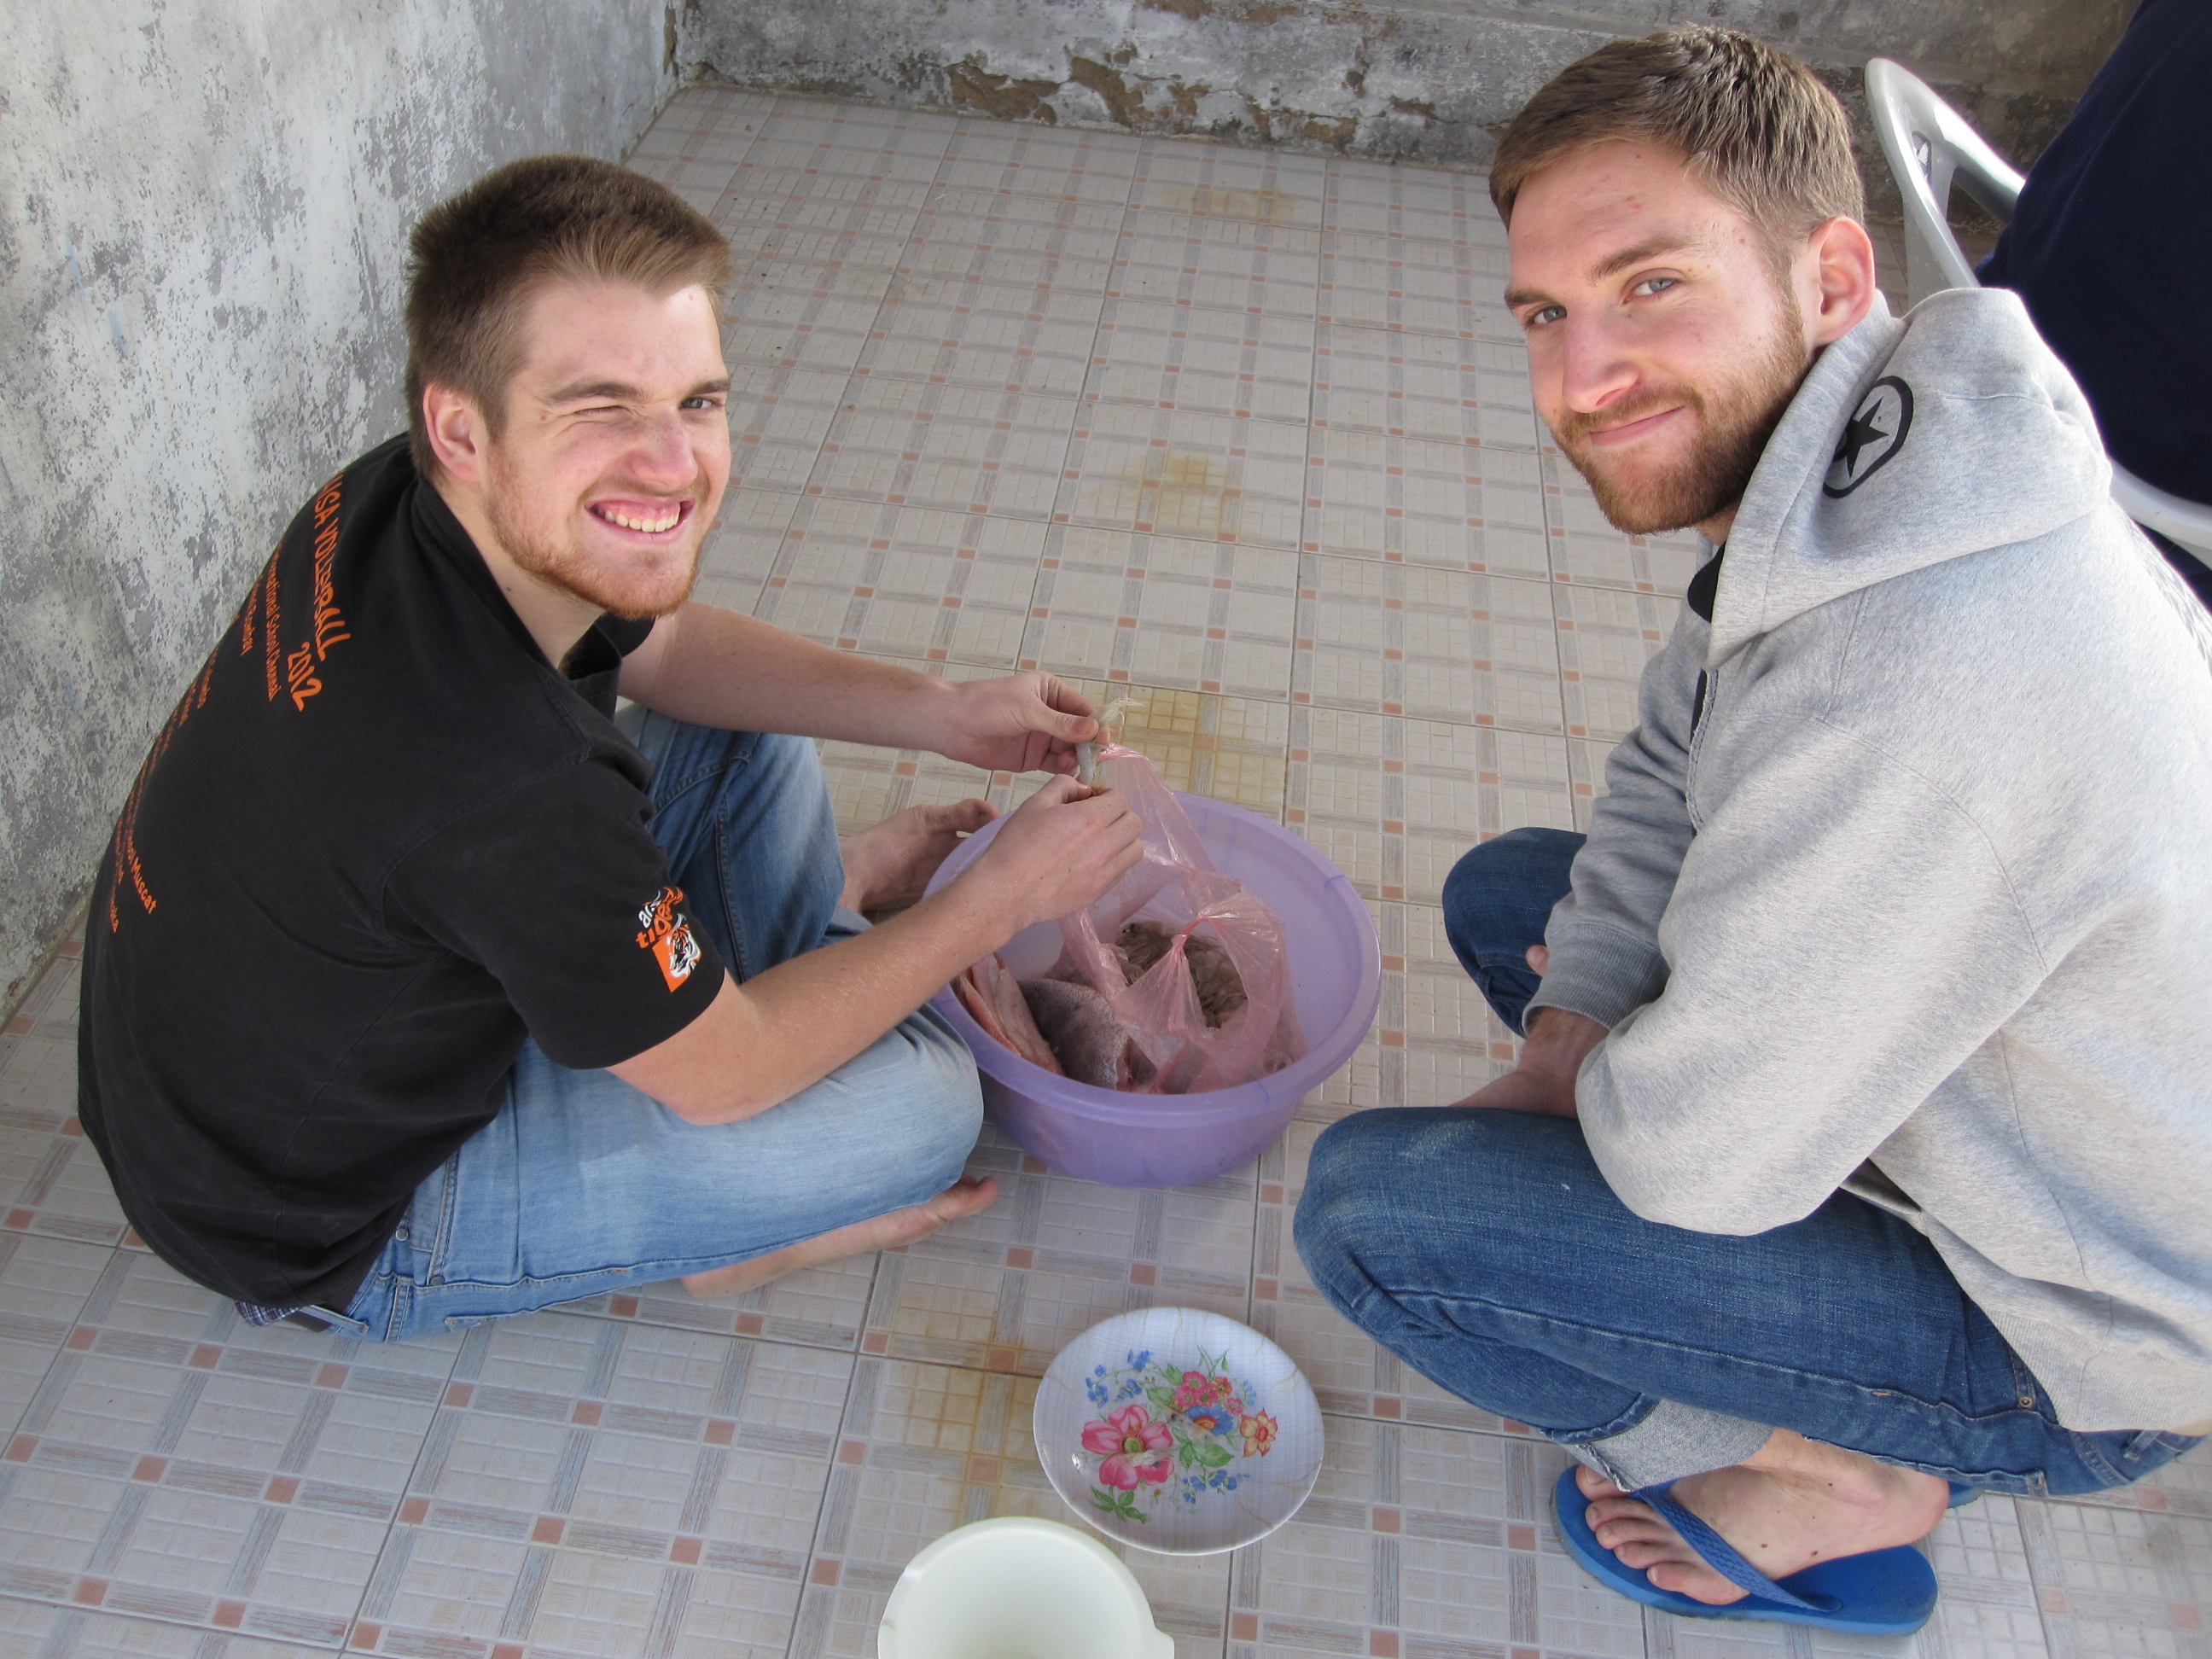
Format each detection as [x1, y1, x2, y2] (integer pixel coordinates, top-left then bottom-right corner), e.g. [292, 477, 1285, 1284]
[77, 435, 725, 1310]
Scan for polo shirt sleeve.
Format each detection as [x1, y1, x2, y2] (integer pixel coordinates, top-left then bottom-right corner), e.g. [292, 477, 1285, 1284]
[386, 760, 726, 1070]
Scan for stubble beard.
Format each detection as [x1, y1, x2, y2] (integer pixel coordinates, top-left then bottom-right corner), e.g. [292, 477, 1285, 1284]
[483, 451, 705, 622]
[1554, 294, 1810, 537]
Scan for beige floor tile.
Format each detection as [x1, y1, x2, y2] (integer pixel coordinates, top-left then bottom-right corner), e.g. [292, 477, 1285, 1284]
[1303, 428, 1549, 573]
[1312, 323, 1543, 453]
[1554, 582, 1676, 744]
[1227, 1417, 1644, 1658]
[693, 486, 805, 615]
[1088, 298, 1318, 426]
[1022, 531, 1298, 701]
[1060, 404, 1310, 550]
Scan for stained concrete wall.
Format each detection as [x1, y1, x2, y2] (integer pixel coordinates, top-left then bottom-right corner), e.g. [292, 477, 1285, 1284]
[0, 0, 679, 1010]
[682, 0, 2129, 207]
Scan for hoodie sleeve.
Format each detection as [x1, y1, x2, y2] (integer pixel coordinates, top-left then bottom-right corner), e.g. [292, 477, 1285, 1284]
[1524, 620, 1703, 1031]
[1573, 707, 2049, 1236]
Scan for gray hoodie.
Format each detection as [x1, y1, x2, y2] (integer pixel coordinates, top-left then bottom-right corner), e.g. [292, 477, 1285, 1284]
[1528, 288, 2212, 1434]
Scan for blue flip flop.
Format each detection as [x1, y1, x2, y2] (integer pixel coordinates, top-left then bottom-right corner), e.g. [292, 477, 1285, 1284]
[1551, 1467, 1939, 1635]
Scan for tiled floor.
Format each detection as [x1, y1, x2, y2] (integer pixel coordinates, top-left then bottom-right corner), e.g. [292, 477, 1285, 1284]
[2, 84, 2205, 1659]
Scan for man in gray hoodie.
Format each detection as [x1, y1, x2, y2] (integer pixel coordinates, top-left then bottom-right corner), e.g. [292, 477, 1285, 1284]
[1295, 24, 2212, 1623]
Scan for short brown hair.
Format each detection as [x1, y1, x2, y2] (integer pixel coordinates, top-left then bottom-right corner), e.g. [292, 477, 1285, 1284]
[404, 154, 732, 476]
[1490, 26, 1863, 261]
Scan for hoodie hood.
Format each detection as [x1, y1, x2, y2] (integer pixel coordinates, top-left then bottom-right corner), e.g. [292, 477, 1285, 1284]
[1708, 287, 2115, 666]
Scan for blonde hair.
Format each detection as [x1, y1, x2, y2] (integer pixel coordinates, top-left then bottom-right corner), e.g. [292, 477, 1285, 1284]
[1491, 26, 1864, 265]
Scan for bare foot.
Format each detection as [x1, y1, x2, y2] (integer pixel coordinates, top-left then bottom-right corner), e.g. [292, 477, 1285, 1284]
[839, 800, 998, 914]
[678, 1176, 1000, 1298]
[1575, 1431, 1949, 1605]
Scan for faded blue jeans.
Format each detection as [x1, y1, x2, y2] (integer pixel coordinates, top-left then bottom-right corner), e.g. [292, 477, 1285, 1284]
[1292, 826, 2198, 1496]
[308, 713, 983, 1342]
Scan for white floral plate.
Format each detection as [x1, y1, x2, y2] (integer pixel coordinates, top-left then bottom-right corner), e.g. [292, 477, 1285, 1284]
[1034, 1307, 1324, 1554]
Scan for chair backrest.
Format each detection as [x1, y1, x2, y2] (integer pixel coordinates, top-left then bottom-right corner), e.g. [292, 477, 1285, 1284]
[1864, 58, 2212, 561]
[1865, 58, 2024, 307]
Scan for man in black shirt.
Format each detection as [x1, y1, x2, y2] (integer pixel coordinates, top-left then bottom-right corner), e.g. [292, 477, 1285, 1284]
[78, 155, 1144, 1341]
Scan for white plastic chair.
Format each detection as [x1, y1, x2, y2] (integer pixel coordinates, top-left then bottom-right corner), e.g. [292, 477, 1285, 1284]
[1866, 57, 2212, 564]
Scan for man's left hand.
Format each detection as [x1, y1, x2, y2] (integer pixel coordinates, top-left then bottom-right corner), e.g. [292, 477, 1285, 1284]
[928, 672, 1098, 775]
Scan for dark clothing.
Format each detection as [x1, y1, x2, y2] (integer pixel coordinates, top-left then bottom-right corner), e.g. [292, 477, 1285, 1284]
[1980, 0, 2212, 510]
[78, 436, 725, 1311]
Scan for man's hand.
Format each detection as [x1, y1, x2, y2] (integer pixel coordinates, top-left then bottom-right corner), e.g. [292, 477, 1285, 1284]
[957, 775, 1145, 933]
[924, 672, 1099, 775]
[1451, 945, 1608, 1117]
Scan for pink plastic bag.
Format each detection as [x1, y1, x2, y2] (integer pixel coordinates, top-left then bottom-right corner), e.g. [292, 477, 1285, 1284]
[1054, 744, 1307, 1094]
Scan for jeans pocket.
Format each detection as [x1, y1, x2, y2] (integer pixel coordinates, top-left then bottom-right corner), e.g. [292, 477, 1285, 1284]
[2122, 1429, 2204, 1465]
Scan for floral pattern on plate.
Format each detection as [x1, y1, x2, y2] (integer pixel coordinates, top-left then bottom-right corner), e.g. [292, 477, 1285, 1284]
[1080, 1344, 1282, 1523]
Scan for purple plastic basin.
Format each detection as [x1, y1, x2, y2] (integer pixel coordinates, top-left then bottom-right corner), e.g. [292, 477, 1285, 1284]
[923, 794, 1381, 1188]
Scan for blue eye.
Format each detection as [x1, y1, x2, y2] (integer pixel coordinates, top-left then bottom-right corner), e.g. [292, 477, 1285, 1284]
[1634, 276, 1679, 297]
[1526, 305, 1567, 329]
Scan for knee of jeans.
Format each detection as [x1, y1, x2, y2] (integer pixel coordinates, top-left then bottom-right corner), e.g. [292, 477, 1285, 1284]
[1293, 1111, 1417, 1293]
[860, 1015, 986, 1196]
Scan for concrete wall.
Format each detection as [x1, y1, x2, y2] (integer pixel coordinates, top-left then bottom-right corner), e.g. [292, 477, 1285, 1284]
[681, 0, 2129, 207]
[0, 1, 678, 1009]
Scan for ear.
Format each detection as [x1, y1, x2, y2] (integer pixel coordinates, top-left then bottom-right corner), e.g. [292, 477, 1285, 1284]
[1801, 217, 1878, 347]
[422, 382, 492, 487]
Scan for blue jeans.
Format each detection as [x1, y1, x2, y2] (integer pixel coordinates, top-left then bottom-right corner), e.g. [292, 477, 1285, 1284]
[311, 713, 983, 1342]
[1291, 827, 2197, 1495]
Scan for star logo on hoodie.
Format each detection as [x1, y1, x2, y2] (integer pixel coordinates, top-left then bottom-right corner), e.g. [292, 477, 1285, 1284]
[1822, 376, 1915, 498]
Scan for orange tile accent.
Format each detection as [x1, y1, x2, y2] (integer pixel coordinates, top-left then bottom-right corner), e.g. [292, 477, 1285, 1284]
[492, 1645, 527, 1659]
[1508, 1523, 1536, 1551]
[2, 1018, 31, 1037]
[265, 1476, 300, 1505]
[1254, 1278, 1278, 1301]
[839, 1439, 868, 1465]
[571, 1401, 603, 1427]
[60, 1116, 83, 1138]
[1373, 1396, 1402, 1418]
[671, 1535, 703, 1566]
[131, 1455, 166, 1482]
[1260, 1184, 1284, 1205]
[987, 1346, 1019, 1372]
[1368, 1633, 1399, 1658]
[811, 1557, 842, 1586]
[3, 1210, 34, 1231]
[531, 1516, 566, 1545]
[65, 1327, 95, 1351]
[608, 1295, 639, 1318]
[2173, 1604, 2202, 1630]
[1371, 1506, 1401, 1533]
[1380, 1030, 1405, 1048]
[72, 1579, 106, 1607]
[317, 1363, 351, 1389]
[705, 1418, 736, 1446]
[189, 1344, 224, 1370]
[444, 1383, 474, 1409]
[1005, 1247, 1035, 1269]
[966, 1456, 1003, 1485]
[399, 1497, 429, 1526]
[1231, 1612, 1260, 1640]
[212, 1599, 247, 1628]
[1129, 1264, 1158, 1287]
[736, 1313, 765, 1336]
[348, 1621, 382, 1650]
[863, 1331, 890, 1353]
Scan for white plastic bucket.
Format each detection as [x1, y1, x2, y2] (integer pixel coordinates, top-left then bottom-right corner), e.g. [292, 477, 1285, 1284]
[877, 1516, 1174, 1659]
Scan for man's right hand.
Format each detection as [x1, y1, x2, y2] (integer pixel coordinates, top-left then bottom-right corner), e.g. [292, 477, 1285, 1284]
[958, 775, 1145, 934]
[1450, 945, 1608, 1117]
